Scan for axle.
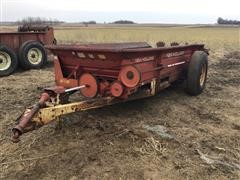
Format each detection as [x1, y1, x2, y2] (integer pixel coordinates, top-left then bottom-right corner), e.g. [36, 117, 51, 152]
[64, 85, 87, 93]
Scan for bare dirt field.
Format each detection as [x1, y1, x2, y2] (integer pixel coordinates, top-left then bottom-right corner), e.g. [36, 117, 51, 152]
[0, 26, 240, 179]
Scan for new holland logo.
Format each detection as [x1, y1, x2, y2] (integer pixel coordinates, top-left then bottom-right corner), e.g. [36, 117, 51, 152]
[166, 51, 185, 58]
[133, 56, 155, 63]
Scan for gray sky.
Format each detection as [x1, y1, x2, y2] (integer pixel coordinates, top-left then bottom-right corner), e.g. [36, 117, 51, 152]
[1, 0, 239, 23]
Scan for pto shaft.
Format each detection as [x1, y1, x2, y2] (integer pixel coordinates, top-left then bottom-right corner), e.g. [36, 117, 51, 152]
[11, 93, 50, 143]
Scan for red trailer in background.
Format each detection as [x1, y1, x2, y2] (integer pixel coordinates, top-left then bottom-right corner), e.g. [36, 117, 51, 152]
[0, 26, 56, 76]
[11, 42, 209, 142]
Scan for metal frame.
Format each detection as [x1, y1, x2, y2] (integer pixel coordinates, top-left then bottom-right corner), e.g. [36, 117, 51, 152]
[11, 82, 155, 142]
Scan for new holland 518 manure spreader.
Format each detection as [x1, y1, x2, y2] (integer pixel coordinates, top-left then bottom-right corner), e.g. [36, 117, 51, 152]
[11, 42, 209, 142]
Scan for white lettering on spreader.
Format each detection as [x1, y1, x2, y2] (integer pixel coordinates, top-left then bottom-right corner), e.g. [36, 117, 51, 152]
[167, 61, 185, 67]
[166, 51, 185, 58]
[133, 56, 155, 63]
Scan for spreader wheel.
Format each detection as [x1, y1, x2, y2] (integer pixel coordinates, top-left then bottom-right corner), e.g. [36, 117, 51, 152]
[0, 44, 18, 76]
[79, 73, 98, 98]
[19, 41, 47, 69]
[185, 51, 208, 95]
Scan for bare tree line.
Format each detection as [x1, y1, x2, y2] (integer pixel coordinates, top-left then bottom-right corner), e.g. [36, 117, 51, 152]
[18, 17, 240, 26]
[217, 17, 240, 25]
[17, 17, 137, 26]
[17, 17, 64, 26]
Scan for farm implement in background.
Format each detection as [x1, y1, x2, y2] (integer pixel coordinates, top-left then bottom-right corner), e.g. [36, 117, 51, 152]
[0, 25, 56, 76]
[11, 42, 209, 142]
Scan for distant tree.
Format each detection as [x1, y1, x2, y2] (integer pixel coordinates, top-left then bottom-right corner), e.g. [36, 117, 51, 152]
[81, 21, 97, 27]
[217, 17, 224, 24]
[112, 20, 135, 24]
[217, 17, 240, 25]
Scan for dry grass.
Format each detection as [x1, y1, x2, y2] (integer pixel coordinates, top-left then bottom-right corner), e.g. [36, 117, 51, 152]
[137, 137, 167, 158]
[54, 26, 240, 52]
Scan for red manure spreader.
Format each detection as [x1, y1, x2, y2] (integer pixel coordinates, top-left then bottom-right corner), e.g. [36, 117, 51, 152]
[0, 25, 56, 76]
[11, 42, 209, 142]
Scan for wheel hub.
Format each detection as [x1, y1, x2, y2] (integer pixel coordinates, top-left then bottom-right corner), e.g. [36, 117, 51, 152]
[0, 51, 11, 71]
[119, 66, 141, 88]
[27, 48, 43, 65]
[79, 73, 98, 98]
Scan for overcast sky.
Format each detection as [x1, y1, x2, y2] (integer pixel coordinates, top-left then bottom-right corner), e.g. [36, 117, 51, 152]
[0, 0, 239, 24]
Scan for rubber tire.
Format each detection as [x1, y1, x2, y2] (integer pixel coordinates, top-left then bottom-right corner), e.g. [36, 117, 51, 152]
[0, 44, 18, 76]
[19, 41, 47, 69]
[185, 51, 208, 96]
